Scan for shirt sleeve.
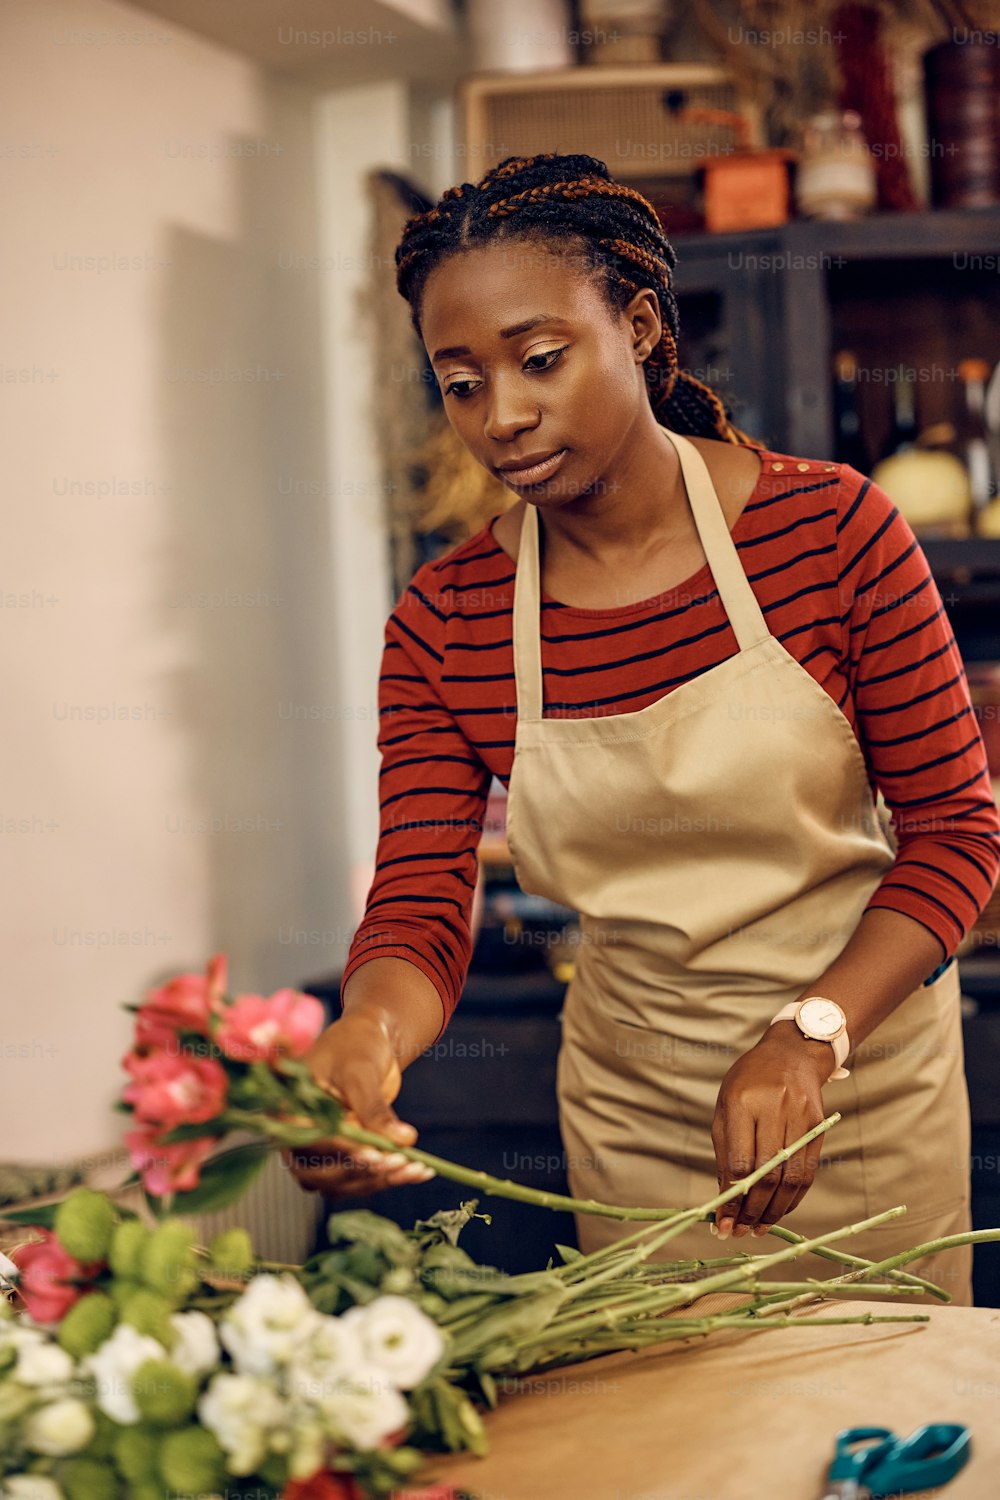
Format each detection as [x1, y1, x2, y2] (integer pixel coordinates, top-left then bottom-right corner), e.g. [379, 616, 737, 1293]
[837, 467, 1000, 956]
[339, 574, 491, 1040]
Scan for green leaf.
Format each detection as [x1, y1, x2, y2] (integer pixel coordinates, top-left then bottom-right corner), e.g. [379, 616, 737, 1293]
[144, 1140, 271, 1217]
[0, 1201, 62, 1228]
[324, 1210, 420, 1267]
[554, 1243, 583, 1264]
[157, 1122, 229, 1144]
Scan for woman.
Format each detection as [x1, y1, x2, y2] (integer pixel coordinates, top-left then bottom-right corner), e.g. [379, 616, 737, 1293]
[289, 153, 1000, 1303]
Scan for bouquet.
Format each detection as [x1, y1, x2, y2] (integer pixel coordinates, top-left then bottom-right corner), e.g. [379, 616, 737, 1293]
[3, 955, 998, 1500]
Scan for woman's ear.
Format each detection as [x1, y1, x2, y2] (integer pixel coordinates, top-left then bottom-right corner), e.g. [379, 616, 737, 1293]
[626, 287, 662, 362]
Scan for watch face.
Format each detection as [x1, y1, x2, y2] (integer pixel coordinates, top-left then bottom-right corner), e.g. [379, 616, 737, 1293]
[798, 998, 844, 1039]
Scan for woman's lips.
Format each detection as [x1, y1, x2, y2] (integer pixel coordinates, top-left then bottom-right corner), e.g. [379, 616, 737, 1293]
[496, 448, 568, 487]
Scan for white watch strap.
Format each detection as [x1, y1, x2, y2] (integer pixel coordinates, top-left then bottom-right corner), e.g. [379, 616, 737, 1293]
[769, 1000, 851, 1081]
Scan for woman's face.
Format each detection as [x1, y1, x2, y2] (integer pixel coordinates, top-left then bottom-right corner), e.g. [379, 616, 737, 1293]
[418, 237, 660, 507]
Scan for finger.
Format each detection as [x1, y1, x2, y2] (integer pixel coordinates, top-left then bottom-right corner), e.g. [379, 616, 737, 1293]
[778, 1134, 825, 1220]
[734, 1122, 785, 1235]
[337, 1062, 417, 1147]
[749, 1120, 809, 1235]
[714, 1106, 756, 1237]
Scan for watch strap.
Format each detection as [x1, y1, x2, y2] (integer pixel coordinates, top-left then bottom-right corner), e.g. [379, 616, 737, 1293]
[769, 1000, 851, 1081]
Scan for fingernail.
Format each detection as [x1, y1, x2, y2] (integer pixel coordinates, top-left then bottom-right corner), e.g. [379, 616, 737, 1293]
[716, 1220, 732, 1240]
[355, 1148, 381, 1165]
[708, 1220, 719, 1236]
[734, 1223, 750, 1239]
[753, 1224, 770, 1237]
[381, 1153, 407, 1169]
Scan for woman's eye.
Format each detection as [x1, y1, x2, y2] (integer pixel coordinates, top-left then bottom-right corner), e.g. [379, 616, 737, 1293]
[525, 346, 568, 372]
[443, 378, 480, 400]
[442, 346, 567, 400]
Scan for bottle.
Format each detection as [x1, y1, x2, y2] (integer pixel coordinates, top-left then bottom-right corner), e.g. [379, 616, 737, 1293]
[957, 358, 996, 531]
[832, 350, 869, 470]
[880, 364, 919, 459]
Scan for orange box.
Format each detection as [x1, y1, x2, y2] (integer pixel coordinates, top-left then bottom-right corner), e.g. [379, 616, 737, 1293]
[701, 149, 796, 232]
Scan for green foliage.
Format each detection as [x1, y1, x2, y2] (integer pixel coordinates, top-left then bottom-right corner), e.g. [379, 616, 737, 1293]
[119, 1287, 175, 1347]
[56, 1292, 116, 1359]
[138, 1219, 197, 1300]
[145, 1140, 270, 1218]
[155, 1426, 227, 1493]
[108, 1219, 148, 1279]
[131, 1358, 198, 1426]
[53, 1189, 116, 1261]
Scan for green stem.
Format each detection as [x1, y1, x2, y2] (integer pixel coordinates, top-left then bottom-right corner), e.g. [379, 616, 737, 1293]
[334, 1113, 841, 1225]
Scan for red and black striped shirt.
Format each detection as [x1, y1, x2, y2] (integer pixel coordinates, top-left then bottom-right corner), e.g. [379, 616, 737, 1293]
[342, 449, 1000, 1034]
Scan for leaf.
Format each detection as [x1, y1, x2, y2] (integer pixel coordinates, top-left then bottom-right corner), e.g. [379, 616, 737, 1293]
[324, 1210, 419, 1266]
[446, 1284, 569, 1368]
[0, 1201, 62, 1228]
[157, 1122, 229, 1144]
[554, 1243, 583, 1264]
[144, 1139, 271, 1217]
[409, 1199, 489, 1250]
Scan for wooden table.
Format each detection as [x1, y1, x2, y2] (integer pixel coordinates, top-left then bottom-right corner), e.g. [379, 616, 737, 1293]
[423, 1292, 1000, 1499]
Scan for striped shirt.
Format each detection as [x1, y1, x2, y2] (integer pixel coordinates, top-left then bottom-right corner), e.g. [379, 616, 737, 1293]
[342, 449, 1000, 1034]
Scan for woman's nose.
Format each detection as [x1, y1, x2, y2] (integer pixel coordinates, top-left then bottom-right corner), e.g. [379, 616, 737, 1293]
[483, 376, 539, 444]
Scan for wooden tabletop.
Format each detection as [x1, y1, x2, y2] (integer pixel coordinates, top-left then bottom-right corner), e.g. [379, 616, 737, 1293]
[422, 1292, 1000, 1499]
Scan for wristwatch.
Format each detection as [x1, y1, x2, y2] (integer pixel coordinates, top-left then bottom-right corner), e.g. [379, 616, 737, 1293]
[769, 996, 851, 1081]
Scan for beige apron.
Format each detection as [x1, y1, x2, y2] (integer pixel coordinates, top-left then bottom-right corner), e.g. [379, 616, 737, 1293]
[505, 426, 973, 1305]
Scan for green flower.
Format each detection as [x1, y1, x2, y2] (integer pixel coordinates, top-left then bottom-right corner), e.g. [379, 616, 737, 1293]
[82, 1408, 117, 1460]
[111, 1423, 159, 1483]
[108, 1277, 142, 1314]
[131, 1358, 197, 1427]
[156, 1427, 227, 1493]
[139, 1219, 197, 1300]
[119, 1288, 175, 1347]
[108, 1219, 148, 1279]
[54, 1189, 116, 1262]
[59, 1455, 120, 1500]
[57, 1292, 116, 1359]
[208, 1227, 254, 1277]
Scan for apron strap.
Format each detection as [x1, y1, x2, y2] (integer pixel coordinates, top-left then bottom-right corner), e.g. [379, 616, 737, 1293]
[666, 427, 771, 652]
[511, 427, 772, 722]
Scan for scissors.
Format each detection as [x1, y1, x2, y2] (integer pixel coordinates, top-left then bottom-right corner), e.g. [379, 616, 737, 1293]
[818, 1423, 972, 1498]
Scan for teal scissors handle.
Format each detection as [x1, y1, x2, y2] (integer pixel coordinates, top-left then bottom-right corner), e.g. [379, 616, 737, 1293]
[864, 1423, 971, 1495]
[828, 1427, 897, 1484]
[829, 1423, 971, 1496]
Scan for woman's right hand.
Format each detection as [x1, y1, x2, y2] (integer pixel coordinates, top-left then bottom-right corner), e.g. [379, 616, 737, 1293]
[283, 1010, 436, 1199]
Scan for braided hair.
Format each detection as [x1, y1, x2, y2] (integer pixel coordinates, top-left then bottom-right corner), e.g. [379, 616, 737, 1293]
[395, 151, 752, 445]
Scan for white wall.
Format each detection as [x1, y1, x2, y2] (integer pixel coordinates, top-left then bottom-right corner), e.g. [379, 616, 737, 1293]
[0, 0, 386, 1168]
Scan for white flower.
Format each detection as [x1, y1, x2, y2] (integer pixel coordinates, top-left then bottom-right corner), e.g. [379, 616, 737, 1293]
[2, 1478, 66, 1500]
[218, 1274, 318, 1376]
[285, 1313, 364, 1406]
[83, 1323, 166, 1425]
[169, 1310, 220, 1377]
[23, 1397, 94, 1456]
[198, 1372, 286, 1476]
[287, 1416, 326, 1480]
[341, 1295, 445, 1390]
[318, 1365, 409, 1451]
[15, 1342, 75, 1388]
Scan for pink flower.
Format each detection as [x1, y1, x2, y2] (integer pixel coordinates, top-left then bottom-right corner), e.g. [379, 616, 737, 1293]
[215, 988, 325, 1063]
[134, 952, 228, 1050]
[124, 1125, 216, 1196]
[122, 1050, 228, 1129]
[8, 1231, 102, 1324]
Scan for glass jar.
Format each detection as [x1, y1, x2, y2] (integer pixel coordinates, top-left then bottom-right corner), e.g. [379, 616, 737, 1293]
[795, 109, 877, 220]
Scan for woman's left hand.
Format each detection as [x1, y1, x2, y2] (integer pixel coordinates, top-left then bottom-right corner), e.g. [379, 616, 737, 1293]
[710, 1021, 833, 1239]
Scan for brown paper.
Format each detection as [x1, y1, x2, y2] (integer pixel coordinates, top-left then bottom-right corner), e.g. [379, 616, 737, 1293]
[424, 1293, 1000, 1499]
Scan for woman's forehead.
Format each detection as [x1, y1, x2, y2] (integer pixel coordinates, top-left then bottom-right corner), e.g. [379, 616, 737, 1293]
[420, 245, 602, 342]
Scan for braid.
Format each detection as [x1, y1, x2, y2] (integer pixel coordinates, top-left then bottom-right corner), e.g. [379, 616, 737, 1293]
[395, 151, 752, 445]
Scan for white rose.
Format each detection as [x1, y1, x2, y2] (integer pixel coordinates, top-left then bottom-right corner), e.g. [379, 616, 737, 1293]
[23, 1396, 95, 1456]
[198, 1372, 286, 1476]
[169, 1310, 220, 1377]
[82, 1323, 166, 1425]
[341, 1295, 445, 1389]
[218, 1274, 318, 1376]
[318, 1365, 409, 1451]
[285, 1313, 364, 1406]
[15, 1342, 75, 1388]
[2, 1477, 66, 1500]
